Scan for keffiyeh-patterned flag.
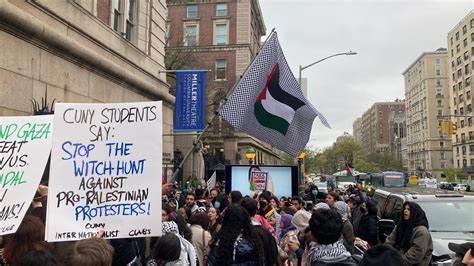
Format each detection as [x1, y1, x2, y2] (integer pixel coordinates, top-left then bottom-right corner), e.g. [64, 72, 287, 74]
[219, 32, 330, 156]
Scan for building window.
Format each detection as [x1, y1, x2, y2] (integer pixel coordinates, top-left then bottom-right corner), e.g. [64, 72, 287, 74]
[457, 57, 462, 66]
[451, 37, 454, 45]
[438, 110, 442, 117]
[113, 0, 122, 32]
[113, 0, 137, 42]
[471, 19, 474, 28]
[469, 118, 472, 126]
[457, 147, 460, 155]
[125, 0, 136, 41]
[463, 159, 467, 167]
[464, 38, 468, 47]
[459, 81, 463, 90]
[457, 44, 461, 52]
[215, 59, 226, 80]
[216, 3, 227, 16]
[470, 131, 474, 140]
[440, 151, 445, 160]
[458, 69, 462, 78]
[215, 24, 228, 45]
[456, 31, 460, 40]
[440, 141, 444, 147]
[464, 51, 470, 60]
[459, 94, 464, 102]
[187, 5, 198, 18]
[463, 25, 467, 34]
[467, 77, 471, 86]
[185, 25, 197, 46]
[468, 104, 472, 113]
[472, 33, 474, 42]
[461, 120, 465, 128]
[437, 79, 441, 86]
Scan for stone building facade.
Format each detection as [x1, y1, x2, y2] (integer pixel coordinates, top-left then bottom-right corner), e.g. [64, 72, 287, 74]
[403, 49, 453, 179]
[0, 0, 174, 177]
[447, 11, 474, 170]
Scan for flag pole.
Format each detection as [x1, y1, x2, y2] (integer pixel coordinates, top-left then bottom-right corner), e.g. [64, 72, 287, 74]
[170, 28, 277, 184]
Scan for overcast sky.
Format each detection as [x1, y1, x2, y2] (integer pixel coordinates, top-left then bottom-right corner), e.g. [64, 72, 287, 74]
[259, 0, 474, 150]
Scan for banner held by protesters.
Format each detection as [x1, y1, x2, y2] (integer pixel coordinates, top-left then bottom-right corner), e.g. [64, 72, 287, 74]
[46, 102, 162, 242]
[0, 115, 53, 235]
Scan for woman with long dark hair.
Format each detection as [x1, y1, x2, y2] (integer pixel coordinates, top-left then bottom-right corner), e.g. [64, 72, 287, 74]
[385, 201, 433, 265]
[208, 206, 222, 239]
[207, 205, 264, 265]
[3, 215, 53, 265]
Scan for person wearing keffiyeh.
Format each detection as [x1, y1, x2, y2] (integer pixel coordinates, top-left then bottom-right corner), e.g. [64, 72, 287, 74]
[306, 209, 356, 265]
[160, 221, 197, 266]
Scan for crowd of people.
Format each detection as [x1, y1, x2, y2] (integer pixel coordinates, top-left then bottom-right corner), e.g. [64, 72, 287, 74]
[1, 182, 474, 266]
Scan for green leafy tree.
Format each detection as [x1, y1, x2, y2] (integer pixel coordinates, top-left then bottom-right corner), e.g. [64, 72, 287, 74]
[334, 138, 366, 165]
[443, 168, 466, 182]
[354, 160, 382, 173]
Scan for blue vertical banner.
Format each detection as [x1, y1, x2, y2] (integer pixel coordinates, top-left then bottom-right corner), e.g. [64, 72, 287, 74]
[174, 70, 207, 131]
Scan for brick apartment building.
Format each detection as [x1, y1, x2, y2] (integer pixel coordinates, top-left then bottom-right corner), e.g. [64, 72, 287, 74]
[166, 0, 283, 180]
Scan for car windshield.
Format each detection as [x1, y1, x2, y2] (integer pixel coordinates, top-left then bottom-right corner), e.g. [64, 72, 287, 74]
[336, 176, 355, 183]
[384, 177, 405, 187]
[417, 201, 474, 232]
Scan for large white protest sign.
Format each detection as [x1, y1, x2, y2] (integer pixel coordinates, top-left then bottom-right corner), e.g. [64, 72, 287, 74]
[0, 115, 53, 235]
[46, 102, 162, 242]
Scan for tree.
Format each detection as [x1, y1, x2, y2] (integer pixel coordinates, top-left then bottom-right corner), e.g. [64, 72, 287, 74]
[164, 48, 197, 95]
[354, 160, 382, 173]
[443, 168, 466, 182]
[334, 138, 366, 165]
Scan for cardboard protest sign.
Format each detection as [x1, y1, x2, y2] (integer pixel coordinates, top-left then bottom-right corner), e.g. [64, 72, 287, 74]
[46, 102, 162, 242]
[0, 115, 53, 235]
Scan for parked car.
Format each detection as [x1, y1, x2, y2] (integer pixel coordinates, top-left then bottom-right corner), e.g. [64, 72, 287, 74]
[440, 183, 454, 190]
[373, 187, 474, 265]
[454, 184, 467, 191]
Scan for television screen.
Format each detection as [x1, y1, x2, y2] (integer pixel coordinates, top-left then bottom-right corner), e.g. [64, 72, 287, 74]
[225, 165, 298, 198]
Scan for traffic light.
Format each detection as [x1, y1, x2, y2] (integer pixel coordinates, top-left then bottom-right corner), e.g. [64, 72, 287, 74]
[451, 122, 457, 135]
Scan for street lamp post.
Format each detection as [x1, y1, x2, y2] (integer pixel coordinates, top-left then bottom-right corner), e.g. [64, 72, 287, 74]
[297, 152, 305, 195]
[298, 51, 357, 85]
[245, 147, 256, 165]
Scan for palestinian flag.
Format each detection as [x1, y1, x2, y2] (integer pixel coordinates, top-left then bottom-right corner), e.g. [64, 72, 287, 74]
[345, 162, 354, 176]
[219, 32, 330, 156]
[254, 64, 305, 135]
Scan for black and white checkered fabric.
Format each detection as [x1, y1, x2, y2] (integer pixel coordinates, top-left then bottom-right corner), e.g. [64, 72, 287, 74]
[219, 32, 331, 156]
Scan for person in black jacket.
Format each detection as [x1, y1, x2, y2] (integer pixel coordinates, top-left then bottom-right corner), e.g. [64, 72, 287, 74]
[241, 197, 279, 266]
[303, 184, 327, 204]
[356, 200, 378, 247]
[207, 205, 264, 265]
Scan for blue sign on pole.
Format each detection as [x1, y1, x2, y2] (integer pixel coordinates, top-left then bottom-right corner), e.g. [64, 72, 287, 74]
[174, 70, 206, 131]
